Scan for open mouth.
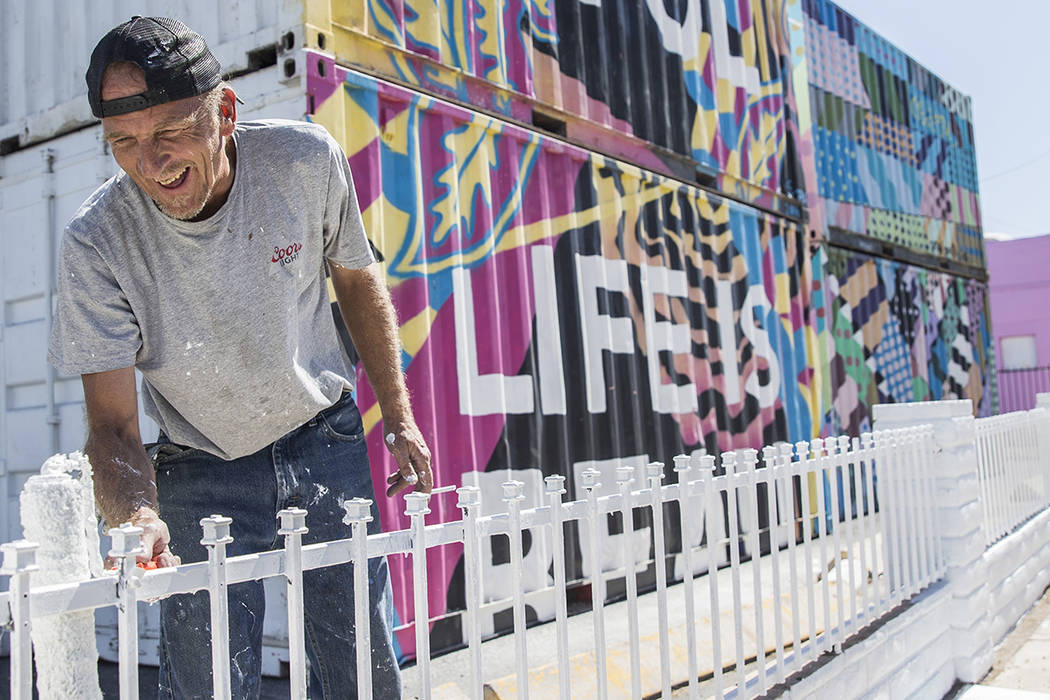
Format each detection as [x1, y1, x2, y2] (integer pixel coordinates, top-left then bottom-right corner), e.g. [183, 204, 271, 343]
[157, 167, 189, 190]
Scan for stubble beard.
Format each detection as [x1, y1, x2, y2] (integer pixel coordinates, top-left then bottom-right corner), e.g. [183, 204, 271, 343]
[154, 175, 213, 221]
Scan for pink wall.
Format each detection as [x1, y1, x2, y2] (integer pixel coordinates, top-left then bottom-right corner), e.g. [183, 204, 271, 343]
[987, 234, 1050, 367]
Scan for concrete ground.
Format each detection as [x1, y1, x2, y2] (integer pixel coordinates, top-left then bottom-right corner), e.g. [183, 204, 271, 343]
[950, 586, 1050, 700]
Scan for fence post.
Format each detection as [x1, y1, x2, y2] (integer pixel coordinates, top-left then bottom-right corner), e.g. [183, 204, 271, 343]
[1, 540, 38, 700]
[872, 399, 991, 684]
[1034, 400, 1050, 507]
[457, 486, 485, 700]
[109, 523, 144, 700]
[278, 508, 309, 700]
[200, 514, 234, 700]
[342, 499, 374, 700]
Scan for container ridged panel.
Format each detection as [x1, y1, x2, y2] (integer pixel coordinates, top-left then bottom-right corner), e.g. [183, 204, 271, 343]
[824, 246, 995, 436]
[792, 0, 984, 267]
[307, 54, 822, 656]
[307, 0, 804, 209]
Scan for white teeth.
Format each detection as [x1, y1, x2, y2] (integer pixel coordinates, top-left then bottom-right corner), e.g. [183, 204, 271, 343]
[157, 168, 186, 186]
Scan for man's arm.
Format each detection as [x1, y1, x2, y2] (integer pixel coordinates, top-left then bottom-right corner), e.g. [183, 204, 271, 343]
[328, 261, 433, 496]
[82, 367, 178, 566]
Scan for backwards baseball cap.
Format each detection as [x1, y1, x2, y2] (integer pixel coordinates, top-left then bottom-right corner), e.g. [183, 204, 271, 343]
[86, 16, 222, 119]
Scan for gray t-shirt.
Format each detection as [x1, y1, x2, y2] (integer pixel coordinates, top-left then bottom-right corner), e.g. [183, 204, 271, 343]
[48, 119, 375, 459]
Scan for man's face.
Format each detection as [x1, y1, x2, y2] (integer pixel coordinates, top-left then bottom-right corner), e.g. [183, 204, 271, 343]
[100, 64, 234, 221]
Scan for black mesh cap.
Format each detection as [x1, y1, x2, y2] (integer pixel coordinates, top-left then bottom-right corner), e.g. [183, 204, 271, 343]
[86, 16, 222, 119]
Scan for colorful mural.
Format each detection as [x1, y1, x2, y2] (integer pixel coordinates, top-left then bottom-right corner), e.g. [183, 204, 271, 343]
[823, 247, 995, 436]
[788, 0, 985, 267]
[301, 0, 994, 658]
[305, 0, 805, 209]
[307, 55, 824, 657]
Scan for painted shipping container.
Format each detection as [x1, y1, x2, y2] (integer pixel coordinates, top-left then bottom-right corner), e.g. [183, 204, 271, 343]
[3, 1, 986, 269]
[0, 1, 807, 215]
[307, 57, 824, 654]
[305, 0, 806, 213]
[789, 0, 985, 269]
[822, 246, 996, 435]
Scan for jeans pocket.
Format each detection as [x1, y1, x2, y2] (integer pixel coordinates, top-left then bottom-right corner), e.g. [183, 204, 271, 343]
[318, 399, 364, 443]
[148, 442, 205, 471]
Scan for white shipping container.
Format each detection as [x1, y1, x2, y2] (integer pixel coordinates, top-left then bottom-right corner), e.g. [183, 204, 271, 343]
[1, 56, 310, 667]
[1, 0, 305, 151]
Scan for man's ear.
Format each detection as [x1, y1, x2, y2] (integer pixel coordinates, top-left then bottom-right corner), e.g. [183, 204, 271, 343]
[219, 87, 237, 136]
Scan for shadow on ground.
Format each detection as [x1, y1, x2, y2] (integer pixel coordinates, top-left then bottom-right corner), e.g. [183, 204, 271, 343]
[0, 660, 292, 698]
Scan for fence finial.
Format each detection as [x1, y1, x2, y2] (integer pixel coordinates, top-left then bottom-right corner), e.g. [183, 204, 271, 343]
[581, 467, 601, 490]
[501, 480, 525, 502]
[457, 484, 482, 507]
[739, 449, 758, 472]
[278, 507, 309, 535]
[341, 498, 373, 526]
[108, 522, 145, 568]
[404, 491, 432, 516]
[0, 539, 39, 576]
[543, 475, 566, 496]
[199, 514, 233, 547]
[646, 461, 665, 481]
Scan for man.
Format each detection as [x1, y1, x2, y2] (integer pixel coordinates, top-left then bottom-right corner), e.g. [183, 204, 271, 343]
[47, 16, 432, 698]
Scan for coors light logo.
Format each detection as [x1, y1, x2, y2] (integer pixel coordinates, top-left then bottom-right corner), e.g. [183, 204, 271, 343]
[272, 242, 302, 266]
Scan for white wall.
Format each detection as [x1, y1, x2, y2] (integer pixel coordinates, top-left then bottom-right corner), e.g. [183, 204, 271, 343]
[780, 507, 1050, 699]
[0, 1, 305, 149]
[775, 399, 1050, 698]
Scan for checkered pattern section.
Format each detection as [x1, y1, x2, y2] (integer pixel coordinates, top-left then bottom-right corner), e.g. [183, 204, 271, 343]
[940, 286, 961, 349]
[890, 269, 922, 347]
[860, 112, 916, 165]
[833, 303, 872, 398]
[958, 225, 985, 267]
[815, 125, 861, 203]
[868, 210, 929, 251]
[948, 305, 974, 398]
[875, 315, 913, 401]
[805, 16, 871, 107]
[920, 174, 951, 221]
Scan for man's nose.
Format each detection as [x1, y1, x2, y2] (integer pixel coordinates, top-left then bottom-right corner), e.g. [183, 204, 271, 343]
[138, 141, 171, 178]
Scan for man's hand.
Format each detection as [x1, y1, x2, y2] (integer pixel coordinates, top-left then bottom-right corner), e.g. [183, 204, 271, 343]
[104, 506, 181, 569]
[383, 420, 433, 497]
[129, 506, 181, 568]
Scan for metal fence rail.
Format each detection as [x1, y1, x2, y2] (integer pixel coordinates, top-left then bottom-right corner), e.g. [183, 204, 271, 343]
[1, 427, 942, 700]
[975, 409, 1050, 546]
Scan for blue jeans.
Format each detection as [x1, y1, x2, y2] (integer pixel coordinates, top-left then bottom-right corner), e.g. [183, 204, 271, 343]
[153, 393, 400, 699]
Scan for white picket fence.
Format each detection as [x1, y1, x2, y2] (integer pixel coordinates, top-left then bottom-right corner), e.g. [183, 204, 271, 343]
[0, 424, 955, 700]
[975, 408, 1050, 546]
